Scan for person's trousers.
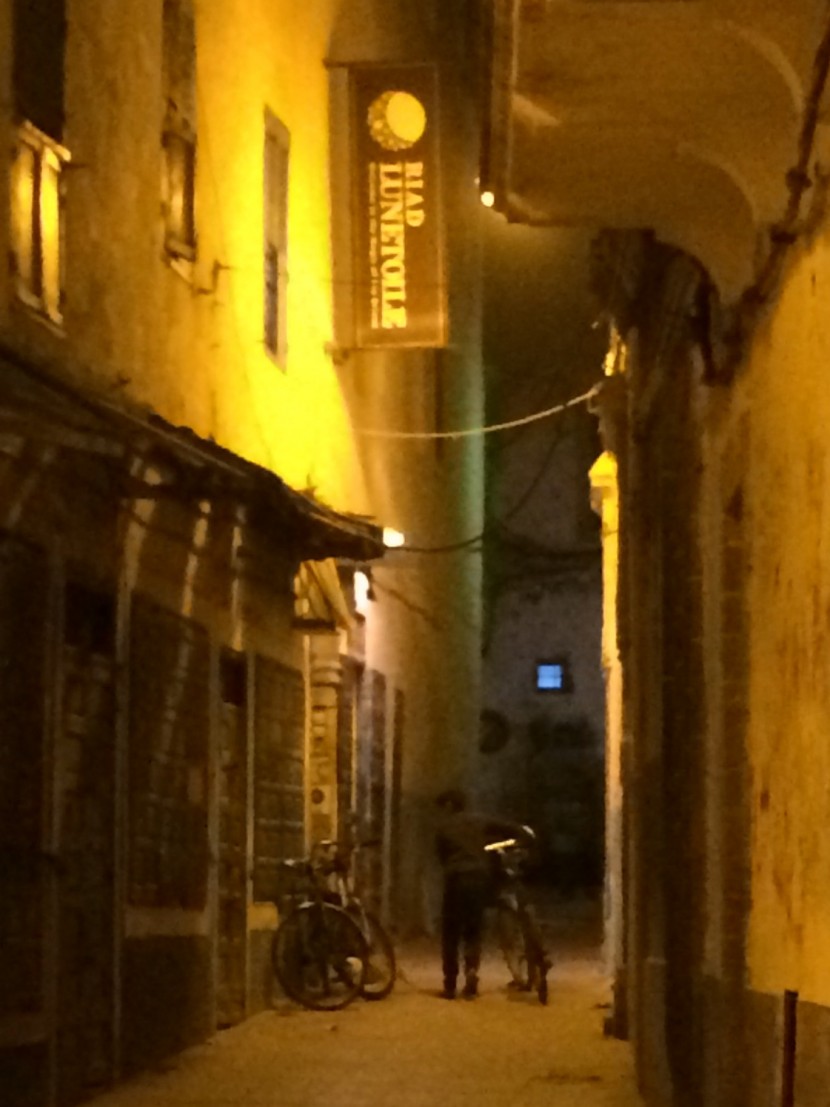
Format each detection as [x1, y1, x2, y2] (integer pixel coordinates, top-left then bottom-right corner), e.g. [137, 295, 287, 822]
[441, 870, 491, 986]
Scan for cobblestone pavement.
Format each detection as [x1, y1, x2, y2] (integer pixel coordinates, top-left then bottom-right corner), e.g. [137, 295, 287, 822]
[93, 902, 642, 1107]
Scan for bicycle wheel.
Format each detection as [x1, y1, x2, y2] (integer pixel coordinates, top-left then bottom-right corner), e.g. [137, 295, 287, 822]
[496, 902, 531, 989]
[520, 907, 551, 1004]
[528, 945, 552, 1004]
[272, 902, 368, 1011]
[351, 909, 396, 1000]
[537, 968, 549, 1005]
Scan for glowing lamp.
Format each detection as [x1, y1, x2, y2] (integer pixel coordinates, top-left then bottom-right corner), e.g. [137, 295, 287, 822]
[354, 570, 372, 615]
[382, 527, 405, 548]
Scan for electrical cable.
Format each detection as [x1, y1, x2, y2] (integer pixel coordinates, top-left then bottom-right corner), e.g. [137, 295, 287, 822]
[391, 442, 579, 553]
[401, 534, 485, 554]
[357, 385, 598, 440]
[390, 383, 598, 552]
[485, 371, 566, 456]
[497, 420, 564, 524]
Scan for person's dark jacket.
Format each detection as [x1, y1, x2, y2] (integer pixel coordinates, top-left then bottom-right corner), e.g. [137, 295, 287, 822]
[435, 809, 524, 877]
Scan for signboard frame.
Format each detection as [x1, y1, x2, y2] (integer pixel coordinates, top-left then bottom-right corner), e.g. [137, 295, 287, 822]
[349, 63, 447, 349]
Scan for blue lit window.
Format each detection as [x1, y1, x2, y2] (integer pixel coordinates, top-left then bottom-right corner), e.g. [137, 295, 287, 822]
[536, 660, 571, 693]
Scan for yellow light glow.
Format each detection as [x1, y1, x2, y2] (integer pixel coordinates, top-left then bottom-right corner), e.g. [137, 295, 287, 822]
[386, 92, 426, 144]
[382, 527, 405, 549]
[11, 125, 68, 319]
[603, 325, 627, 376]
[11, 141, 36, 289]
[354, 570, 371, 615]
[480, 190, 495, 208]
[193, 10, 372, 514]
[40, 149, 62, 319]
[484, 838, 519, 852]
[369, 90, 427, 151]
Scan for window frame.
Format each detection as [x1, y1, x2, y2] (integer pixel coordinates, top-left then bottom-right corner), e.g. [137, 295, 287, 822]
[10, 119, 69, 325]
[535, 657, 573, 694]
[263, 109, 290, 368]
[161, 122, 197, 260]
[161, 0, 197, 261]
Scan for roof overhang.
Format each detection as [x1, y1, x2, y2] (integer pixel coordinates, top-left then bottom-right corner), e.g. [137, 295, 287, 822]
[293, 558, 357, 633]
[485, 0, 827, 304]
[0, 343, 385, 564]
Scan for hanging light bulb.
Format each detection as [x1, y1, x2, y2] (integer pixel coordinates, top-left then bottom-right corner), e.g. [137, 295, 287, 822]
[354, 570, 372, 615]
[382, 527, 405, 548]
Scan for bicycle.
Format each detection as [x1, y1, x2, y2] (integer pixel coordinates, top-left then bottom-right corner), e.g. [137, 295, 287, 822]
[271, 856, 368, 1011]
[486, 829, 551, 1004]
[311, 838, 396, 1000]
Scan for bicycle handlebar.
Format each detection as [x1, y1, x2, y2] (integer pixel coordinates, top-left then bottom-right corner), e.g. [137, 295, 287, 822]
[484, 837, 520, 852]
[484, 825, 536, 853]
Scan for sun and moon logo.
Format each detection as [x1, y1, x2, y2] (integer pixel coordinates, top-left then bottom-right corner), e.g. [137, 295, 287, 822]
[368, 90, 427, 151]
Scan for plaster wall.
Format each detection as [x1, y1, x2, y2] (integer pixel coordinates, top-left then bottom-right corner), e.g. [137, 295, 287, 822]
[590, 452, 625, 986]
[619, 218, 830, 1107]
[731, 220, 830, 1006]
[0, 0, 369, 512]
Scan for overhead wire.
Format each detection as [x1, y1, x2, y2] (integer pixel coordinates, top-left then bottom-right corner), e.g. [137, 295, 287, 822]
[401, 534, 485, 554]
[497, 418, 564, 525]
[357, 385, 598, 441]
[393, 385, 597, 552]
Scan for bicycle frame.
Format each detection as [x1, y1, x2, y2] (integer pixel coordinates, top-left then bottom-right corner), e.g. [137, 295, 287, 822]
[272, 857, 368, 1010]
[310, 838, 378, 919]
[309, 838, 396, 1000]
[486, 835, 551, 1004]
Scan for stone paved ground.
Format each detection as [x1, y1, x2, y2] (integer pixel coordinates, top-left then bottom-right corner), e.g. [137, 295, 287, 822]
[93, 898, 642, 1107]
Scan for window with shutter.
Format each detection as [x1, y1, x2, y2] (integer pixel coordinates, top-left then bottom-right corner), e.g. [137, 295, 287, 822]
[11, 1, 69, 322]
[264, 111, 290, 366]
[162, 0, 197, 259]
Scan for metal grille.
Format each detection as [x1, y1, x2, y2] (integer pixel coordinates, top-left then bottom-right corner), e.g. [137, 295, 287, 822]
[389, 689, 405, 923]
[336, 660, 359, 846]
[0, 537, 48, 1018]
[57, 582, 116, 1104]
[355, 670, 386, 914]
[253, 656, 304, 903]
[127, 598, 210, 909]
[216, 651, 247, 1028]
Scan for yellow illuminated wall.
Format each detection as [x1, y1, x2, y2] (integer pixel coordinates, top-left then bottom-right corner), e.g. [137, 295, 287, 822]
[731, 224, 830, 1005]
[49, 0, 369, 516]
[590, 450, 623, 978]
[192, 1, 367, 509]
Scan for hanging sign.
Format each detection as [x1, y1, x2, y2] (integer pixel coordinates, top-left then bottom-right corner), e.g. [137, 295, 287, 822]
[350, 64, 446, 348]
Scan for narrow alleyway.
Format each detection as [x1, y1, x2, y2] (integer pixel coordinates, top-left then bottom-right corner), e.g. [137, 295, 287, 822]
[89, 900, 641, 1107]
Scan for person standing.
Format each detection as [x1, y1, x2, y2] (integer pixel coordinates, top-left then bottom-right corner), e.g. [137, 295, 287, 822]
[435, 788, 521, 999]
